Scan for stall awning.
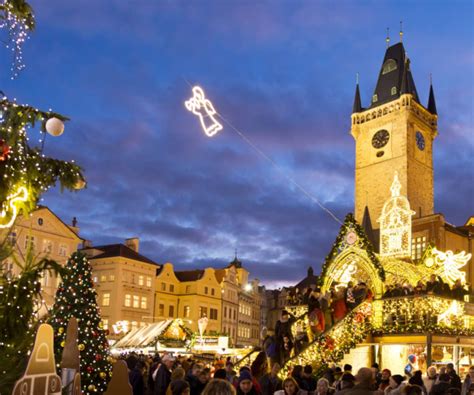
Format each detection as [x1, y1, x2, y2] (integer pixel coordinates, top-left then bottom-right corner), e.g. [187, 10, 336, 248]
[113, 319, 191, 349]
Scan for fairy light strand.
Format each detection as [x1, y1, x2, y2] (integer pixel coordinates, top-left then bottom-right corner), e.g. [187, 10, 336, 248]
[183, 82, 343, 225]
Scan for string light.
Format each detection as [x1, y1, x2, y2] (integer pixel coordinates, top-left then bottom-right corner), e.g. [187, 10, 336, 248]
[0, 0, 33, 78]
[185, 86, 223, 137]
[0, 185, 28, 228]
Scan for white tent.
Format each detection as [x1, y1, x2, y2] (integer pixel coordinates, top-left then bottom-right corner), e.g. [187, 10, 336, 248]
[113, 319, 190, 349]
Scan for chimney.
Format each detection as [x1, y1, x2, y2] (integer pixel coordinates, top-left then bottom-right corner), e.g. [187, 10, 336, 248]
[125, 237, 139, 252]
[69, 217, 80, 235]
[83, 240, 92, 248]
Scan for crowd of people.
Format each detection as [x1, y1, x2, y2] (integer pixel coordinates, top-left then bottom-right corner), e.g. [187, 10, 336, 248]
[383, 276, 470, 301]
[122, 350, 474, 395]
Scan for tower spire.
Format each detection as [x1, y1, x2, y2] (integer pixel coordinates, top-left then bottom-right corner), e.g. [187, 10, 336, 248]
[353, 74, 362, 113]
[399, 21, 403, 42]
[427, 74, 438, 115]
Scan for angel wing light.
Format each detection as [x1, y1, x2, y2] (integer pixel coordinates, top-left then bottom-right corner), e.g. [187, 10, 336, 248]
[432, 248, 471, 285]
[185, 86, 223, 137]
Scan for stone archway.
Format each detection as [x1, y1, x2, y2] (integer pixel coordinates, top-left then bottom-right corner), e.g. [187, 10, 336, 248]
[321, 247, 384, 299]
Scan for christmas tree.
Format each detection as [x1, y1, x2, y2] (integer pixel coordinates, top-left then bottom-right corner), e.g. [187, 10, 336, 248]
[49, 251, 112, 394]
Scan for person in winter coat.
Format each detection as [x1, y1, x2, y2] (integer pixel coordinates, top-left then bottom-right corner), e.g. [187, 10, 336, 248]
[129, 360, 147, 395]
[155, 355, 175, 395]
[259, 362, 282, 395]
[148, 355, 162, 395]
[377, 369, 391, 393]
[170, 380, 190, 395]
[408, 371, 426, 395]
[301, 365, 317, 392]
[275, 310, 296, 366]
[461, 366, 474, 395]
[274, 377, 308, 395]
[166, 367, 186, 395]
[384, 375, 405, 395]
[345, 368, 374, 395]
[446, 363, 462, 391]
[236, 371, 259, 395]
[202, 379, 236, 395]
[430, 373, 452, 395]
[422, 366, 437, 395]
[186, 363, 203, 395]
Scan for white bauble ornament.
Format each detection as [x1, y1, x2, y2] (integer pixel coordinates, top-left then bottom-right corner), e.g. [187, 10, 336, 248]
[45, 117, 65, 136]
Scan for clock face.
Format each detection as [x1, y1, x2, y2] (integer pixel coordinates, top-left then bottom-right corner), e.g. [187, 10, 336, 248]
[372, 129, 390, 149]
[416, 131, 425, 151]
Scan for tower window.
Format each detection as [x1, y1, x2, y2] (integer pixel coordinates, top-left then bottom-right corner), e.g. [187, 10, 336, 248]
[391, 86, 397, 95]
[372, 94, 378, 103]
[382, 59, 397, 75]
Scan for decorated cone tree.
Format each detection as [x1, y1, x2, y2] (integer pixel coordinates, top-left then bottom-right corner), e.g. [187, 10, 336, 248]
[49, 251, 112, 394]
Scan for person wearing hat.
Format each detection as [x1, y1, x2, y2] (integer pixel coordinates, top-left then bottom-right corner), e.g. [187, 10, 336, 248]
[237, 371, 259, 395]
[385, 375, 405, 395]
[155, 354, 176, 395]
[275, 310, 295, 365]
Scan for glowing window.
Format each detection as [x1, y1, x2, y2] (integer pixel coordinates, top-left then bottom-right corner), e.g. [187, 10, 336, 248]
[102, 293, 110, 306]
[100, 275, 107, 282]
[131, 321, 138, 331]
[109, 274, 115, 281]
[184, 305, 190, 318]
[102, 319, 108, 330]
[146, 277, 152, 287]
[141, 296, 147, 309]
[124, 294, 131, 307]
[133, 295, 139, 308]
[42, 239, 53, 253]
[372, 94, 378, 103]
[59, 244, 68, 257]
[138, 275, 144, 286]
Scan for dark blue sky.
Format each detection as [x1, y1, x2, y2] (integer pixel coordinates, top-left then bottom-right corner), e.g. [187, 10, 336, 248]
[2, 1, 473, 287]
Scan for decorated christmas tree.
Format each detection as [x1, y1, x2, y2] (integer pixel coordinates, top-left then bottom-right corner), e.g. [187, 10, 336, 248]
[49, 251, 112, 394]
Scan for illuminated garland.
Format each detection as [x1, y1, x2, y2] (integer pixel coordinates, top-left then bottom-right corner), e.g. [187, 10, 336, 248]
[0, 0, 34, 78]
[319, 213, 385, 286]
[49, 252, 112, 394]
[279, 301, 373, 378]
[0, 96, 84, 228]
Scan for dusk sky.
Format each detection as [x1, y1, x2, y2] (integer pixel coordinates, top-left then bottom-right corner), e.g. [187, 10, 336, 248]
[1, 1, 472, 288]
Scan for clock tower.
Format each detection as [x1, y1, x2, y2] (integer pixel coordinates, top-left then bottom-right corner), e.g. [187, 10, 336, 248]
[351, 42, 438, 229]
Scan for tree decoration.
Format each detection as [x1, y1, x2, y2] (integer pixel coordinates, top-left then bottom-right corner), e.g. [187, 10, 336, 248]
[0, 138, 10, 160]
[0, 0, 35, 78]
[0, 243, 64, 393]
[45, 117, 65, 137]
[378, 172, 415, 258]
[185, 86, 223, 137]
[49, 252, 112, 395]
[0, 95, 84, 229]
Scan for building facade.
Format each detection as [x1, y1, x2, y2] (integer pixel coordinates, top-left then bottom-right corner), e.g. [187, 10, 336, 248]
[215, 264, 240, 346]
[82, 238, 159, 338]
[0, 207, 83, 309]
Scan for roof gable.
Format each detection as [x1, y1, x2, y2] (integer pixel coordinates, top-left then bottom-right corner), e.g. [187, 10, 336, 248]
[84, 243, 159, 266]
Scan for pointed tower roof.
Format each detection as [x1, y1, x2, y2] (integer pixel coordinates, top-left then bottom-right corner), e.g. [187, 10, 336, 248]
[427, 82, 437, 115]
[370, 42, 419, 109]
[353, 82, 363, 113]
[361, 206, 377, 250]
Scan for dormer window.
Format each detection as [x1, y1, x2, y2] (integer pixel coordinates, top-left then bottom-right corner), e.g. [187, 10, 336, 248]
[391, 86, 397, 95]
[382, 59, 397, 75]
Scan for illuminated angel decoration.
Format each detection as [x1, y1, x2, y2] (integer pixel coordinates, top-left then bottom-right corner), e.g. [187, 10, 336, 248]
[0, 185, 28, 228]
[437, 300, 463, 326]
[112, 320, 129, 335]
[185, 86, 223, 137]
[431, 248, 471, 285]
[378, 172, 415, 257]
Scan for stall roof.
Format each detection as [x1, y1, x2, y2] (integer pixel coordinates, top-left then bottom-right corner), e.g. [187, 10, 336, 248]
[113, 320, 191, 349]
